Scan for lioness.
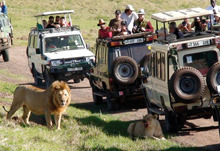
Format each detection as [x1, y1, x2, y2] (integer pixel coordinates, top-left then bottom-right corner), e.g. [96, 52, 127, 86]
[127, 114, 165, 140]
[4, 81, 71, 130]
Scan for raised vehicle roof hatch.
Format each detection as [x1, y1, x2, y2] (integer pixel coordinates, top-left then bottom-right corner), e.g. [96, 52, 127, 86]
[34, 10, 74, 17]
[152, 7, 212, 22]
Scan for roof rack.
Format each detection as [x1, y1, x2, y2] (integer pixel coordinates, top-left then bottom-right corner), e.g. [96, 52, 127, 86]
[34, 10, 74, 17]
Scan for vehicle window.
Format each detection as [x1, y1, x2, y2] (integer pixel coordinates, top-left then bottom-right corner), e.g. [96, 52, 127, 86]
[29, 35, 34, 48]
[183, 51, 218, 76]
[34, 36, 38, 48]
[44, 35, 85, 53]
[155, 52, 165, 80]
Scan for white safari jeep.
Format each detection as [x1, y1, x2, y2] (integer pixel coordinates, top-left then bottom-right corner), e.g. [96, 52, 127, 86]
[142, 8, 220, 133]
[27, 10, 94, 87]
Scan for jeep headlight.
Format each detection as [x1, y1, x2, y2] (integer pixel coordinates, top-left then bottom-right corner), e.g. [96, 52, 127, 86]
[50, 60, 62, 66]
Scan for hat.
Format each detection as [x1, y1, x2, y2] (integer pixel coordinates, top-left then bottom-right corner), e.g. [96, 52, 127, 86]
[121, 20, 127, 25]
[126, 5, 134, 11]
[97, 19, 106, 26]
[137, 9, 146, 15]
[115, 10, 121, 14]
[196, 17, 200, 20]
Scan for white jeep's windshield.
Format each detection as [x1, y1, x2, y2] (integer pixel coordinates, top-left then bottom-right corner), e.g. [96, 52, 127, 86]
[44, 35, 85, 52]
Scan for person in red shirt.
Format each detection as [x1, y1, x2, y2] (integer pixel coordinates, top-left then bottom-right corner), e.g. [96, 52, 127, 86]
[97, 19, 112, 39]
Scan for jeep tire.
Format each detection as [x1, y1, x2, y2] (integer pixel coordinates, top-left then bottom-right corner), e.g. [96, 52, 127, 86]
[206, 62, 220, 94]
[33, 66, 43, 86]
[106, 90, 119, 111]
[112, 56, 138, 85]
[2, 49, 9, 62]
[44, 70, 54, 88]
[169, 67, 205, 103]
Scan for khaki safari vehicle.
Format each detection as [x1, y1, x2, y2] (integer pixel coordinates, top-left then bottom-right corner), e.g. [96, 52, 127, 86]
[142, 7, 220, 133]
[27, 10, 94, 87]
[89, 32, 154, 111]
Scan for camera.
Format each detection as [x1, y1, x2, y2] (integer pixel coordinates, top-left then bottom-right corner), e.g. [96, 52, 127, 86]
[182, 22, 186, 26]
[50, 20, 53, 24]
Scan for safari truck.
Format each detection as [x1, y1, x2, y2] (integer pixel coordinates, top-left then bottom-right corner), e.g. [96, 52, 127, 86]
[27, 10, 94, 87]
[0, 13, 13, 62]
[141, 8, 220, 133]
[89, 32, 154, 111]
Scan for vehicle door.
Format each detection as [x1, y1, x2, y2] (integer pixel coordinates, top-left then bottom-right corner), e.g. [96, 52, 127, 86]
[27, 34, 42, 73]
[147, 51, 169, 107]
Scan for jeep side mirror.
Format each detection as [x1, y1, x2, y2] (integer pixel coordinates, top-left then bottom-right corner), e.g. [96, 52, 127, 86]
[141, 67, 149, 77]
[36, 48, 41, 54]
[86, 43, 90, 49]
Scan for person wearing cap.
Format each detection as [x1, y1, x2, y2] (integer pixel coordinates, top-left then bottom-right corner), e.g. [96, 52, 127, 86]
[46, 16, 59, 28]
[117, 21, 131, 36]
[133, 9, 154, 33]
[121, 4, 138, 33]
[178, 18, 193, 34]
[1, 1, 7, 15]
[108, 10, 122, 36]
[97, 19, 112, 39]
[169, 22, 184, 39]
[214, 13, 220, 25]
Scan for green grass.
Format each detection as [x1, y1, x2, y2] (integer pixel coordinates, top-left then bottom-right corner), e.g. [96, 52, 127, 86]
[0, 82, 202, 151]
[7, 0, 212, 51]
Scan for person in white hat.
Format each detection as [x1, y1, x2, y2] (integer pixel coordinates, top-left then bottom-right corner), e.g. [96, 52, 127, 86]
[133, 9, 154, 33]
[121, 4, 138, 33]
[213, 13, 220, 26]
[207, 0, 220, 23]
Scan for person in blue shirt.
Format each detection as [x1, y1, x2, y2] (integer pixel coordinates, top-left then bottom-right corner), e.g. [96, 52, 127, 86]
[1, 1, 7, 15]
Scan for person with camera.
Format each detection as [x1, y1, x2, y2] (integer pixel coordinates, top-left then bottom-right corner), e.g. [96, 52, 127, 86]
[207, 0, 220, 22]
[117, 21, 131, 36]
[178, 18, 193, 34]
[46, 16, 59, 28]
[133, 9, 154, 33]
[108, 10, 122, 36]
[191, 17, 207, 32]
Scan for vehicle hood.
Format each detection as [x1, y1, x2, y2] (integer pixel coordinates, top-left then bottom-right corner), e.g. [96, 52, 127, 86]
[44, 49, 94, 60]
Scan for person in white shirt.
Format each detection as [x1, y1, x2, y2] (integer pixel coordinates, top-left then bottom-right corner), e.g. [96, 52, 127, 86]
[121, 4, 138, 33]
[206, 0, 220, 23]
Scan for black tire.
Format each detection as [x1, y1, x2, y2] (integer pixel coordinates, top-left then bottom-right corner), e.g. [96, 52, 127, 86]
[206, 62, 220, 94]
[169, 67, 205, 103]
[111, 56, 138, 86]
[74, 78, 80, 83]
[106, 91, 119, 111]
[33, 66, 43, 86]
[44, 70, 54, 88]
[2, 49, 9, 62]
[165, 110, 180, 133]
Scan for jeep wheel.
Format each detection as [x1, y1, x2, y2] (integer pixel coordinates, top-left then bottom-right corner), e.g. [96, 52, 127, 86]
[44, 70, 54, 88]
[106, 91, 119, 111]
[33, 66, 42, 86]
[74, 78, 80, 83]
[165, 110, 180, 133]
[2, 49, 9, 62]
[112, 56, 138, 85]
[169, 67, 205, 103]
[206, 62, 220, 94]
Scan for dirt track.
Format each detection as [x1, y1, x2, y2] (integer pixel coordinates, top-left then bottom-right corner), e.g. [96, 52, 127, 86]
[1, 47, 220, 150]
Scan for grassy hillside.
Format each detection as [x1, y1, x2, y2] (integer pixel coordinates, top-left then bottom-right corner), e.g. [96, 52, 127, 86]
[7, 0, 212, 48]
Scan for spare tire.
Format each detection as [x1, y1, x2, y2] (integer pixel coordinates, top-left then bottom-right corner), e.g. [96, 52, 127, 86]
[169, 67, 205, 103]
[206, 62, 220, 94]
[112, 56, 138, 85]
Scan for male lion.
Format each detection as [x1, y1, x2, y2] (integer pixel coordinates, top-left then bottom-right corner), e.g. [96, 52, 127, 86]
[127, 114, 165, 140]
[4, 81, 71, 130]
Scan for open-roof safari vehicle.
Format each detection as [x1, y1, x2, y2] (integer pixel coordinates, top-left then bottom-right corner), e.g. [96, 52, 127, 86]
[89, 32, 154, 111]
[142, 7, 220, 133]
[0, 13, 13, 62]
[27, 10, 94, 87]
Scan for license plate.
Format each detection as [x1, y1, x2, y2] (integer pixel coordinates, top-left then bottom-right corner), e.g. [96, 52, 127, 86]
[124, 38, 144, 45]
[67, 67, 83, 71]
[187, 40, 210, 48]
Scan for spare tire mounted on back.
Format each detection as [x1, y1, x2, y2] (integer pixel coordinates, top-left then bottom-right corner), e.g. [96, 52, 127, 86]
[169, 67, 205, 103]
[112, 56, 138, 85]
